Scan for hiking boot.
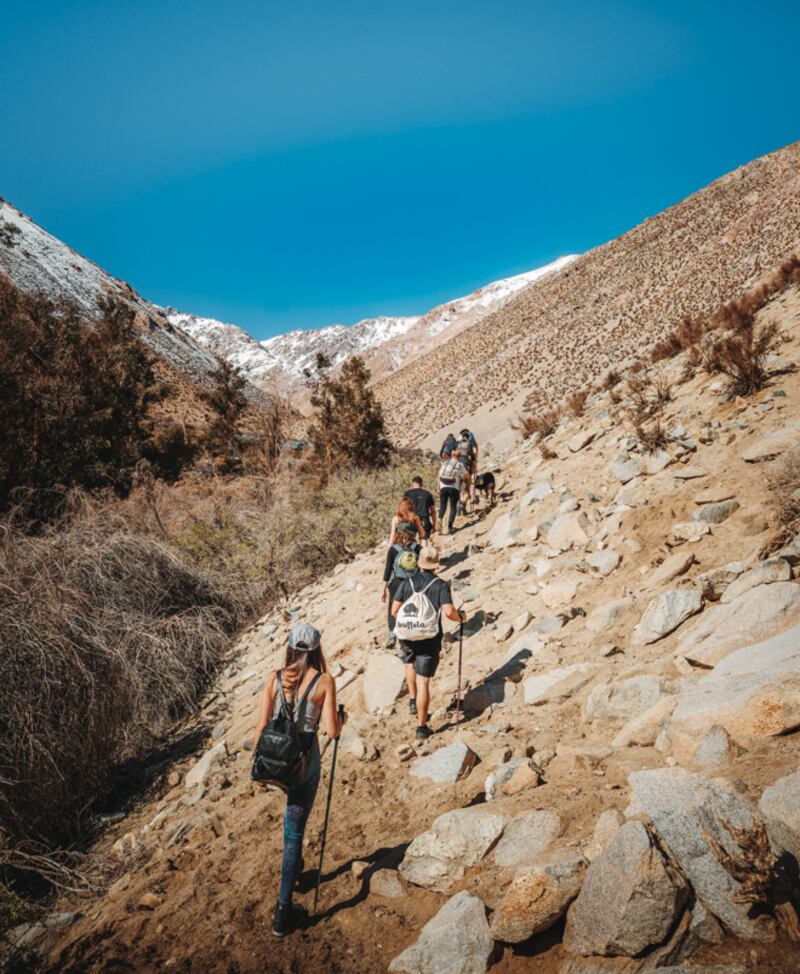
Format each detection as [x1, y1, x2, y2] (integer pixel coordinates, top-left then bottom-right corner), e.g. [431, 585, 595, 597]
[385, 633, 397, 649]
[415, 724, 433, 741]
[272, 901, 306, 938]
[409, 698, 417, 716]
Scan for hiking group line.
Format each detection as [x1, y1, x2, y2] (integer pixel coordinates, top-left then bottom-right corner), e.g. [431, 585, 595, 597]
[251, 428, 492, 937]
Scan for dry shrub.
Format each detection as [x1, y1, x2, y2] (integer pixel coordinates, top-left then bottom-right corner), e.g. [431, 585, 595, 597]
[513, 408, 560, 441]
[0, 501, 259, 851]
[650, 333, 682, 363]
[766, 446, 800, 541]
[634, 416, 668, 453]
[565, 389, 589, 418]
[620, 371, 672, 453]
[706, 319, 782, 396]
[601, 369, 621, 391]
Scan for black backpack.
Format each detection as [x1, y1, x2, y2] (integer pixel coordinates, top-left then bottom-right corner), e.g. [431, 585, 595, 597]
[440, 434, 457, 458]
[251, 671, 321, 791]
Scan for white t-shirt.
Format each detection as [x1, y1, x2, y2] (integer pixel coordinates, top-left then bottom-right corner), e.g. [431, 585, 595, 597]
[439, 458, 467, 492]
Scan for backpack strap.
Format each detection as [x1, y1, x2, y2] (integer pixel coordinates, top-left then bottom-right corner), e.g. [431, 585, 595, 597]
[276, 670, 321, 719]
[296, 671, 322, 711]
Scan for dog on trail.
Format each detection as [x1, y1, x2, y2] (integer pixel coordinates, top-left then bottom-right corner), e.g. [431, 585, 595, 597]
[473, 471, 496, 505]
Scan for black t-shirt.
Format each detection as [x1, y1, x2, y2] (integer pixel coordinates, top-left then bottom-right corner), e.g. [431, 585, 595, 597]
[383, 542, 422, 584]
[404, 488, 435, 523]
[394, 570, 453, 654]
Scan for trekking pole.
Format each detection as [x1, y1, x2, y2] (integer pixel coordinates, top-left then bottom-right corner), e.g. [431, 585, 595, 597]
[313, 705, 344, 914]
[455, 614, 464, 727]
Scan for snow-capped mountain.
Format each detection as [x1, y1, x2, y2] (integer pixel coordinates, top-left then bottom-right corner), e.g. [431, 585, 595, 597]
[166, 255, 577, 405]
[0, 199, 220, 385]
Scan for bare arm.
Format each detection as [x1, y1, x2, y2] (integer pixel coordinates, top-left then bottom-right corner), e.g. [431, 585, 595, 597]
[443, 602, 467, 624]
[388, 515, 398, 545]
[391, 599, 402, 618]
[255, 671, 277, 738]
[319, 673, 344, 738]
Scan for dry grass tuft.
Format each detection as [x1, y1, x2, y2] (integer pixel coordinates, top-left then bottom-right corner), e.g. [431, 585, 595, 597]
[565, 389, 589, 418]
[513, 408, 560, 441]
[766, 446, 800, 544]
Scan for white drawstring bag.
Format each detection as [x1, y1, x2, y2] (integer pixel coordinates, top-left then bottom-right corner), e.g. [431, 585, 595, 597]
[394, 576, 440, 641]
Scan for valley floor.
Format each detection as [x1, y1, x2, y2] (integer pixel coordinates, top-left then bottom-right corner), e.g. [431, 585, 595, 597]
[15, 289, 800, 974]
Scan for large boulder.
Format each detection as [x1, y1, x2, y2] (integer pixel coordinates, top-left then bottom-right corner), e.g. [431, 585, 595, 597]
[488, 511, 522, 549]
[720, 558, 791, 603]
[548, 512, 592, 551]
[523, 664, 597, 705]
[363, 654, 407, 713]
[493, 810, 563, 867]
[411, 740, 479, 784]
[388, 890, 494, 974]
[634, 589, 703, 644]
[399, 807, 506, 892]
[586, 597, 635, 634]
[758, 770, 800, 863]
[491, 855, 585, 943]
[584, 675, 672, 722]
[677, 581, 800, 667]
[669, 621, 800, 757]
[629, 768, 775, 941]
[563, 821, 687, 957]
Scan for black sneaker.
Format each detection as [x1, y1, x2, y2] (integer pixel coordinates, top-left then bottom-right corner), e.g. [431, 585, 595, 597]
[409, 699, 417, 716]
[272, 901, 303, 938]
[385, 633, 397, 649]
[415, 724, 433, 741]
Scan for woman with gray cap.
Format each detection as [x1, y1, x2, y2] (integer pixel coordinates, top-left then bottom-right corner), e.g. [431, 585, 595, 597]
[255, 622, 345, 937]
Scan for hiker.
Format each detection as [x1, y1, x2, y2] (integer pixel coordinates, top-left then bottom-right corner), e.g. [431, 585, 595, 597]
[438, 451, 468, 534]
[253, 623, 345, 938]
[403, 476, 437, 542]
[382, 524, 421, 648]
[391, 546, 467, 739]
[440, 431, 457, 459]
[389, 497, 426, 545]
[456, 428, 478, 504]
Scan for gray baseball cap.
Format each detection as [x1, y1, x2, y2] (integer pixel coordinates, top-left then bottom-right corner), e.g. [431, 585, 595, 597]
[288, 622, 321, 652]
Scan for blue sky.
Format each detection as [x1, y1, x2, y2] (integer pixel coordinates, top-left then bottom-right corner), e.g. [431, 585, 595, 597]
[2, 0, 798, 338]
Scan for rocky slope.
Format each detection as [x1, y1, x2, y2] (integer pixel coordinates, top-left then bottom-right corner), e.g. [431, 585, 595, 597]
[0, 199, 220, 388]
[375, 141, 800, 453]
[166, 257, 576, 408]
[23, 283, 800, 973]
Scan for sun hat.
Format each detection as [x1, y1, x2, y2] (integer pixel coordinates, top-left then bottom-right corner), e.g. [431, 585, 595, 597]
[288, 622, 321, 652]
[395, 550, 418, 578]
[418, 547, 440, 570]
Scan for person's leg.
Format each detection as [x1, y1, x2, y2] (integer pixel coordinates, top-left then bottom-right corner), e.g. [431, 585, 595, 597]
[438, 490, 448, 532]
[405, 663, 417, 704]
[279, 744, 321, 908]
[447, 488, 458, 531]
[416, 675, 430, 726]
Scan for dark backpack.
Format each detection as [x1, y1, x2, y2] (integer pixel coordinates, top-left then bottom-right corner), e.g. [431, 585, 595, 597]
[440, 434, 457, 458]
[251, 671, 321, 791]
[457, 435, 475, 464]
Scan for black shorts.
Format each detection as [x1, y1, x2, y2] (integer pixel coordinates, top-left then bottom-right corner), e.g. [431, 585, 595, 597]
[399, 642, 440, 677]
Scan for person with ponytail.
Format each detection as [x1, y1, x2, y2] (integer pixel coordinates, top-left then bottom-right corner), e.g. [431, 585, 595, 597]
[255, 623, 345, 937]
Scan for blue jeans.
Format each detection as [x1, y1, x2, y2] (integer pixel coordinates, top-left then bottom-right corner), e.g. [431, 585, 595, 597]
[279, 737, 321, 906]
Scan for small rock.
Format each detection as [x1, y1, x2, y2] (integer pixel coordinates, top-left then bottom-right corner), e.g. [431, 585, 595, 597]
[584, 550, 621, 576]
[692, 724, 736, 768]
[371, 868, 404, 898]
[396, 744, 415, 762]
[185, 740, 228, 790]
[351, 860, 369, 879]
[491, 855, 584, 943]
[494, 623, 514, 643]
[411, 739, 479, 784]
[585, 597, 635, 633]
[671, 521, 711, 542]
[540, 577, 579, 609]
[648, 551, 696, 588]
[485, 759, 528, 801]
[634, 589, 703, 644]
[513, 610, 532, 631]
[523, 664, 596, 705]
[501, 762, 540, 795]
[759, 769, 800, 863]
[692, 499, 740, 524]
[138, 892, 162, 911]
[363, 654, 406, 713]
[585, 809, 624, 861]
